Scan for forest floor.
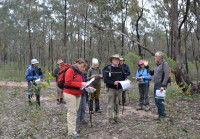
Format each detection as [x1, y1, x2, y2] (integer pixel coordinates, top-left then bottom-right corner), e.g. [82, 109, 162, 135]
[0, 81, 200, 139]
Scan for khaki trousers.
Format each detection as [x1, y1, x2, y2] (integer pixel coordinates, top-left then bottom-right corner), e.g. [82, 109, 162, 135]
[64, 92, 81, 135]
[107, 88, 122, 118]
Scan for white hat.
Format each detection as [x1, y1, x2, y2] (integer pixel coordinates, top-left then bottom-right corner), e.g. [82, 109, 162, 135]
[92, 58, 99, 65]
[120, 57, 125, 61]
[31, 59, 39, 65]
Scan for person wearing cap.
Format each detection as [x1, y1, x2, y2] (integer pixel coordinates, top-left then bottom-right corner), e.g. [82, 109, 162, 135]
[87, 58, 103, 113]
[119, 57, 131, 106]
[25, 59, 43, 106]
[136, 60, 151, 111]
[53, 59, 66, 104]
[103, 54, 126, 124]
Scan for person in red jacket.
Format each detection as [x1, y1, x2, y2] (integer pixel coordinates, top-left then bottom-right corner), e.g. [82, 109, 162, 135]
[63, 58, 87, 138]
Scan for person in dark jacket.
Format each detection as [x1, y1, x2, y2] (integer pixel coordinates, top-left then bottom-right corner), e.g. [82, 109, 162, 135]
[103, 54, 126, 124]
[53, 59, 65, 104]
[148, 51, 169, 119]
[119, 57, 131, 106]
[25, 59, 43, 106]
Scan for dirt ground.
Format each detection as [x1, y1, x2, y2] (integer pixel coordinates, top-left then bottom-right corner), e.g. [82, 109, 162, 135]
[0, 81, 200, 139]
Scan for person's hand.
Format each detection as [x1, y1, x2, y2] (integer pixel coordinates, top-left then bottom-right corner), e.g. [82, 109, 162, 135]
[137, 77, 142, 81]
[85, 88, 88, 92]
[160, 87, 164, 92]
[144, 60, 148, 66]
[82, 82, 87, 87]
[99, 75, 103, 78]
[91, 75, 95, 78]
[114, 81, 120, 85]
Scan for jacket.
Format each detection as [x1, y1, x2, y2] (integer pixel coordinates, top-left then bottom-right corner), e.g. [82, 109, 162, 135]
[63, 65, 83, 96]
[103, 64, 126, 89]
[149, 60, 169, 87]
[120, 64, 131, 79]
[87, 67, 101, 85]
[25, 65, 43, 81]
[136, 68, 151, 84]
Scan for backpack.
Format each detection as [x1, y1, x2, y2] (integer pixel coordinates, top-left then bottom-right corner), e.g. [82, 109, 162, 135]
[57, 64, 77, 89]
[102, 65, 111, 83]
[162, 61, 171, 84]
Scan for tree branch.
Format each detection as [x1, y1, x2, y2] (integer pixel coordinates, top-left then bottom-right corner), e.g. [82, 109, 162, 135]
[80, 13, 155, 56]
[178, 0, 190, 37]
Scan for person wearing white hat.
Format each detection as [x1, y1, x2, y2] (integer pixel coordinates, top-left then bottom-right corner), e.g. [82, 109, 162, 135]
[53, 59, 66, 104]
[87, 58, 103, 113]
[25, 59, 43, 106]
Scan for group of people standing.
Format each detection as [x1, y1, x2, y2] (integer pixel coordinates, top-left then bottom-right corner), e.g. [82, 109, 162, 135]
[25, 51, 169, 138]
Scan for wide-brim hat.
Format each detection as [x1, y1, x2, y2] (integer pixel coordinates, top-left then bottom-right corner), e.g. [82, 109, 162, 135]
[109, 54, 120, 62]
[57, 60, 64, 65]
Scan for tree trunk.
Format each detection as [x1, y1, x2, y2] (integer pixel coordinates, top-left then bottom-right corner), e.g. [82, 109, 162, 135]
[27, 18, 32, 61]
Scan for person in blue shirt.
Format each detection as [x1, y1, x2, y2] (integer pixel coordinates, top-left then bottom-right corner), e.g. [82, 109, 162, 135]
[136, 60, 151, 111]
[119, 57, 131, 106]
[25, 59, 43, 106]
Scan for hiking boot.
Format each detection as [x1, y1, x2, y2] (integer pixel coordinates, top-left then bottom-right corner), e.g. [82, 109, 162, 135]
[109, 118, 117, 124]
[144, 105, 150, 111]
[136, 105, 143, 110]
[95, 109, 102, 113]
[114, 117, 122, 123]
[76, 128, 80, 133]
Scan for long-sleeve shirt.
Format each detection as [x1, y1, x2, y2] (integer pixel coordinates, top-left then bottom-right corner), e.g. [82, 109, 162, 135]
[149, 60, 169, 87]
[103, 64, 126, 89]
[25, 65, 43, 81]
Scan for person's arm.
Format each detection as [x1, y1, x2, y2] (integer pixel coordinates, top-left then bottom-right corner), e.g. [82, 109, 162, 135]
[126, 65, 131, 76]
[53, 68, 58, 78]
[143, 70, 152, 80]
[145, 65, 154, 76]
[25, 66, 36, 81]
[162, 62, 169, 87]
[38, 68, 43, 79]
[65, 68, 82, 88]
[136, 70, 141, 81]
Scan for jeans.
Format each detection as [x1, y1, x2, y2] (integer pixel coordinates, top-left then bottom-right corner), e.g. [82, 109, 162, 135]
[154, 85, 166, 118]
[77, 93, 87, 123]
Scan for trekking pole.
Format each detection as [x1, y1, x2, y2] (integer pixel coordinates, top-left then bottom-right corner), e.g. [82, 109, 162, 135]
[122, 91, 124, 115]
[116, 85, 119, 117]
[89, 110, 93, 128]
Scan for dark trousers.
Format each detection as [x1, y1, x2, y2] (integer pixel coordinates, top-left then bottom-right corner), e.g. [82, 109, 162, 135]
[122, 90, 126, 104]
[154, 85, 166, 118]
[28, 82, 41, 106]
[138, 83, 149, 106]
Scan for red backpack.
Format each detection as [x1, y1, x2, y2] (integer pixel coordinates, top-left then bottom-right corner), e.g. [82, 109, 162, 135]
[57, 63, 77, 89]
